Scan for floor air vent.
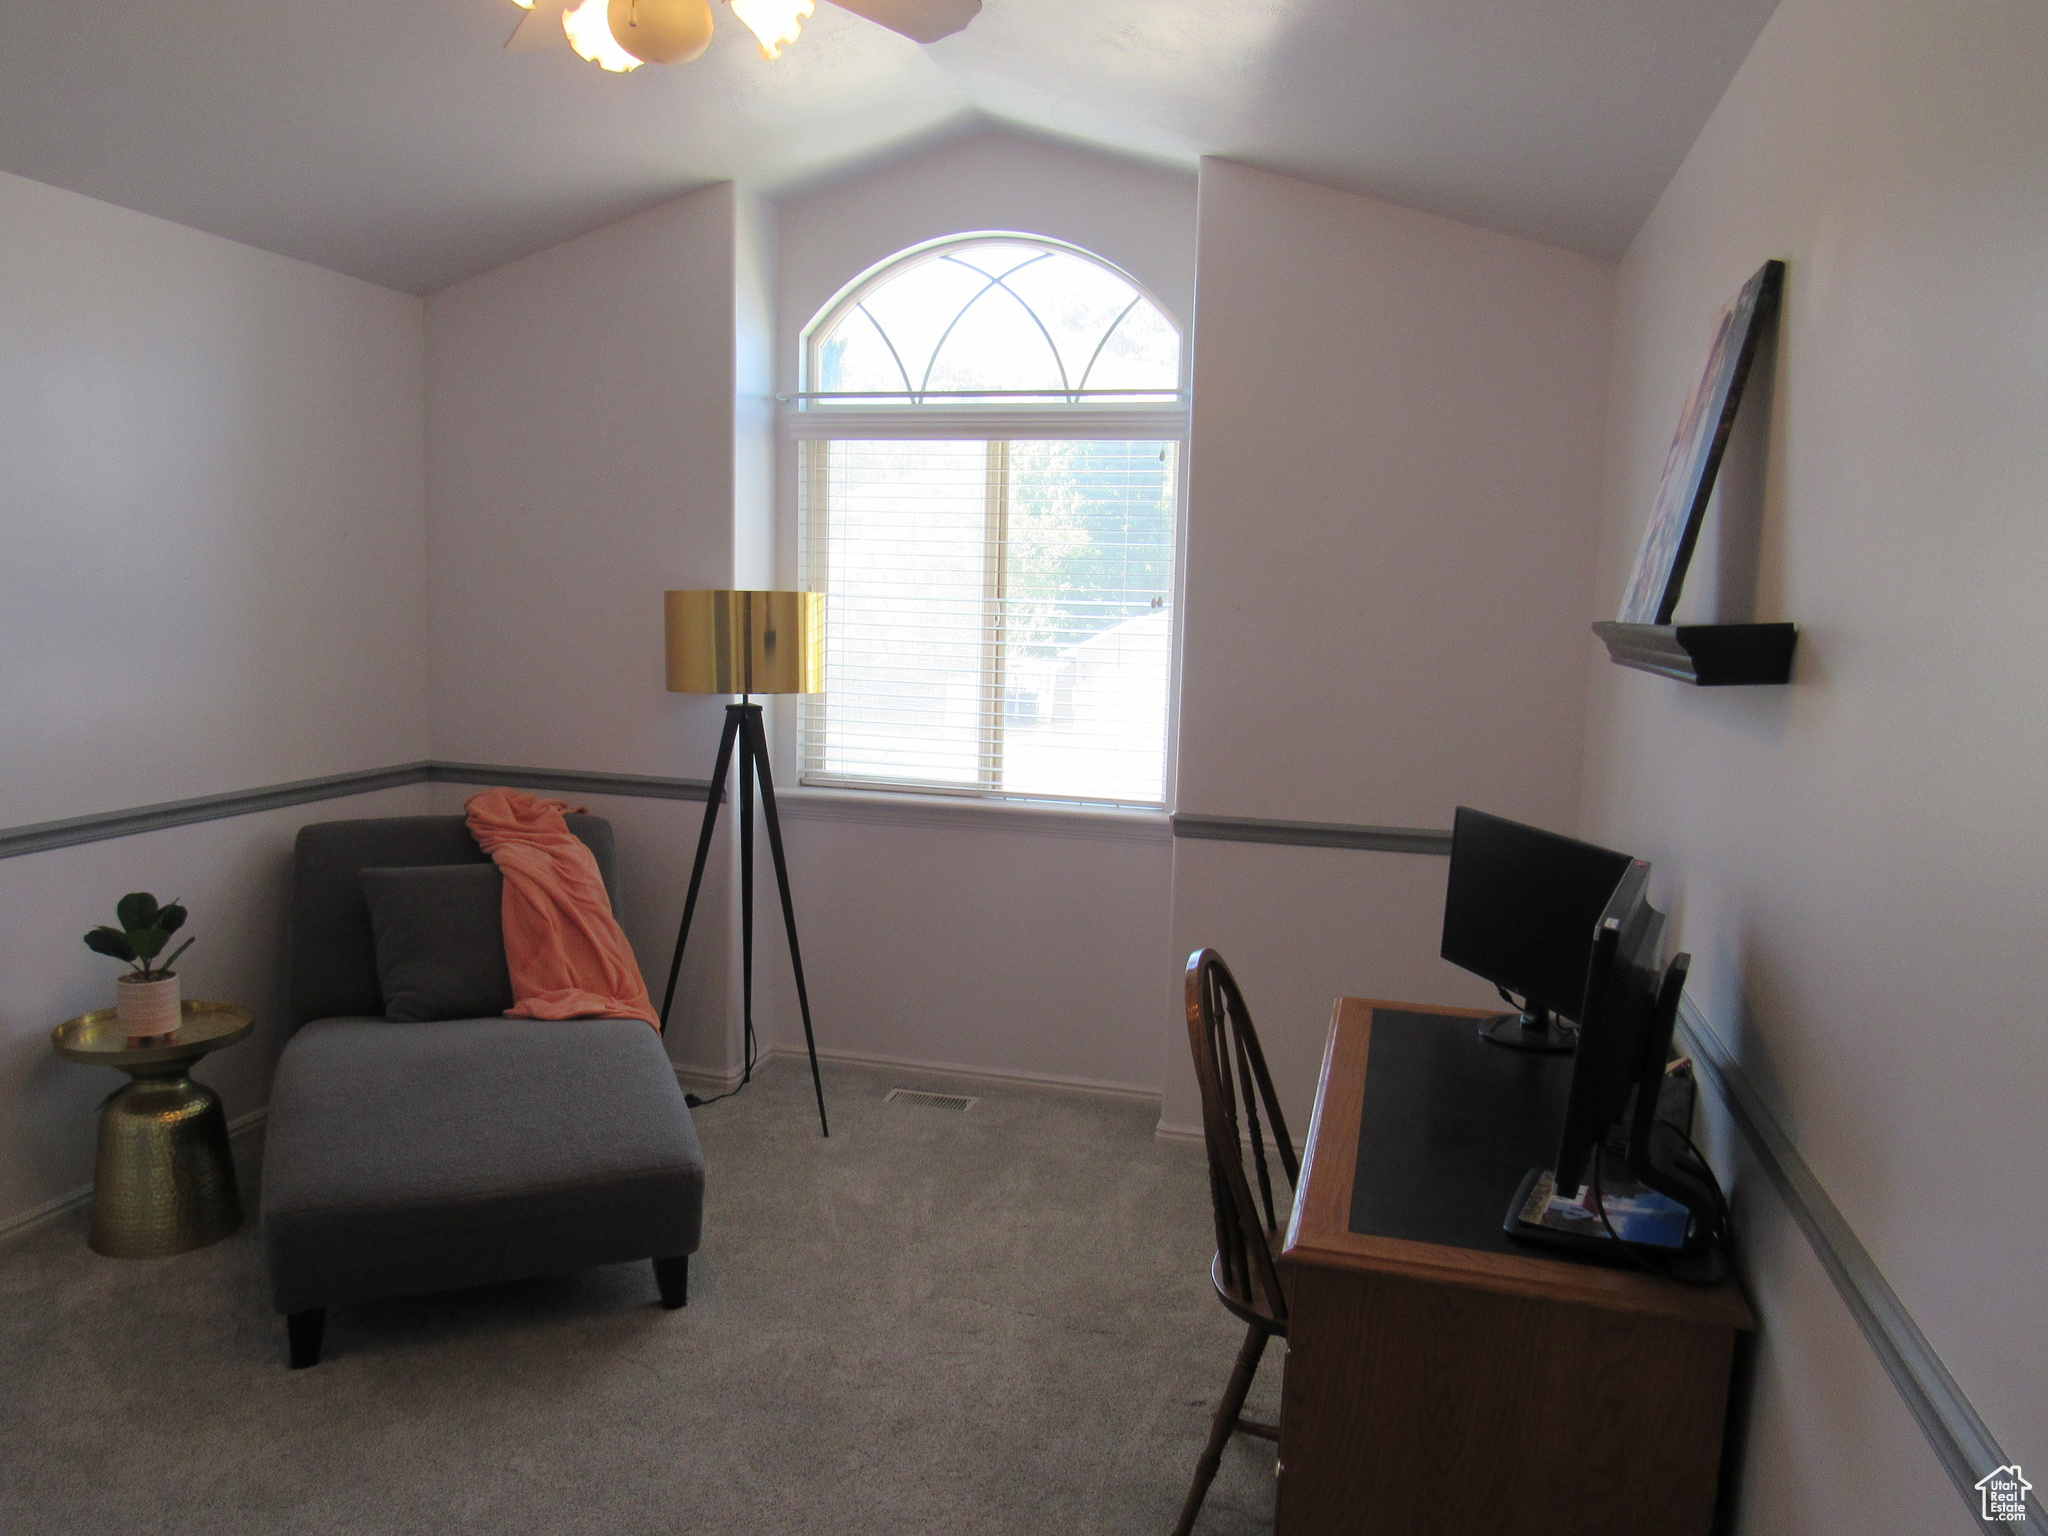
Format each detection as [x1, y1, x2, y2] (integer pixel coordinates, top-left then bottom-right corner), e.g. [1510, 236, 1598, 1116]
[885, 1088, 978, 1112]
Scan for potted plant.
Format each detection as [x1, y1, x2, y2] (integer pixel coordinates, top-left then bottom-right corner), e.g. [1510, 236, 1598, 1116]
[84, 894, 195, 1040]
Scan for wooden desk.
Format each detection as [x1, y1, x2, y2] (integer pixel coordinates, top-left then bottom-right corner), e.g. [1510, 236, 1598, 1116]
[1276, 998, 1753, 1536]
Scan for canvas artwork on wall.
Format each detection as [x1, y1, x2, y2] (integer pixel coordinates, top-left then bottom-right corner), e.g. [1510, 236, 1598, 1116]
[1618, 258, 1785, 625]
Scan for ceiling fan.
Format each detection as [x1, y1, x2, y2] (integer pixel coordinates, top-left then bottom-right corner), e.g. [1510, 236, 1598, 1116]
[505, 0, 982, 73]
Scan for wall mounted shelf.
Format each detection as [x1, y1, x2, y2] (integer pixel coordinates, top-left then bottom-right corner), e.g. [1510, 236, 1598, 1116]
[1592, 622, 1797, 686]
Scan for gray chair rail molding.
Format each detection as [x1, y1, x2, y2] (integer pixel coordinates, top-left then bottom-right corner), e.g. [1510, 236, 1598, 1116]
[2, 772, 1466, 861]
[0, 762, 712, 861]
[1169, 812, 1452, 855]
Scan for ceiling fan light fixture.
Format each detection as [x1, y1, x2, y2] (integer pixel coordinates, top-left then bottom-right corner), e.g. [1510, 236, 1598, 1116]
[728, 0, 814, 60]
[564, 0, 644, 70]
[608, 0, 716, 63]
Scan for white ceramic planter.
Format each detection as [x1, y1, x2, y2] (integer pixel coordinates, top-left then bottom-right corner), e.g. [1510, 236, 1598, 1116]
[115, 974, 182, 1039]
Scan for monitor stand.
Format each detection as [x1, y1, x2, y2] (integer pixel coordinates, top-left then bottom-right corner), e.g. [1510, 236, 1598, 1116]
[1477, 1002, 1575, 1055]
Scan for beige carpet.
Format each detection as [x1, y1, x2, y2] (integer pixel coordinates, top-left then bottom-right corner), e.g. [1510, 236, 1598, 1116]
[0, 1056, 1286, 1534]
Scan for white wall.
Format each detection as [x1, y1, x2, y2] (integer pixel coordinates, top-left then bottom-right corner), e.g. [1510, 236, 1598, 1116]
[751, 134, 1197, 1092]
[1176, 159, 1614, 830]
[0, 171, 428, 826]
[1580, 0, 2048, 1522]
[761, 798, 1173, 1092]
[734, 187, 778, 593]
[424, 182, 761, 1086]
[0, 170, 430, 1226]
[425, 183, 741, 780]
[1163, 159, 1616, 1136]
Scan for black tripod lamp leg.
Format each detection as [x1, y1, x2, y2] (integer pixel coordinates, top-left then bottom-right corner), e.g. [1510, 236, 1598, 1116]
[660, 705, 744, 1032]
[737, 706, 758, 1085]
[743, 708, 830, 1138]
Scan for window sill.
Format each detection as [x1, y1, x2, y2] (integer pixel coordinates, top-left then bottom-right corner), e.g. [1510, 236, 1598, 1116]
[775, 785, 1171, 845]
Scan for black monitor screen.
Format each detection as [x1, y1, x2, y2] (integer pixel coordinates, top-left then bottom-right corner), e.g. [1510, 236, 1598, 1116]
[1440, 808, 1634, 1023]
[1554, 864, 1666, 1193]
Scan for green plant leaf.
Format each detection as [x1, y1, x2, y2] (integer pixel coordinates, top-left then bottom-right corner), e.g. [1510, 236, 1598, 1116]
[84, 926, 139, 963]
[158, 902, 187, 936]
[128, 925, 169, 962]
[157, 936, 196, 977]
[116, 892, 160, 932]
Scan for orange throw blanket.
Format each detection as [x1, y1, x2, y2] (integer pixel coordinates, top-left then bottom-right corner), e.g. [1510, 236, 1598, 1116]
[464, 787, 660, 1032]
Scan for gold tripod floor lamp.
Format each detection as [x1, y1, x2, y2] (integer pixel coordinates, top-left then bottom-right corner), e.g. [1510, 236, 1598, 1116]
[660, 589, 830, 1136]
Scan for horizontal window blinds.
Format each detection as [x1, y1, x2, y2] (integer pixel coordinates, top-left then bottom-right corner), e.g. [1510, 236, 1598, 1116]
[799, 438, 1177, 806]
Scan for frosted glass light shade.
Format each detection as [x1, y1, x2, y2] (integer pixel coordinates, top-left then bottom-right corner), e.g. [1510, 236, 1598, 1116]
[728, 0, 814, 59]
[609, 0, 715, 63]
[564, 0, 643, 70]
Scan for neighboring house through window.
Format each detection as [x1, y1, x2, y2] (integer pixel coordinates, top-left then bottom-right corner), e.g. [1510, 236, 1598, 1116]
[795, 235, 1185, 806]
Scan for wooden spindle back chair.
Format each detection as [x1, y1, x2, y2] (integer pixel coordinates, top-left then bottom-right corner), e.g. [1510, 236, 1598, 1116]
[1172, 948, 1302, 1536]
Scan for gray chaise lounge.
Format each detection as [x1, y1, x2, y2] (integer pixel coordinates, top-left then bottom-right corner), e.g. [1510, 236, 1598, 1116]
[262, 815, 704, 1368]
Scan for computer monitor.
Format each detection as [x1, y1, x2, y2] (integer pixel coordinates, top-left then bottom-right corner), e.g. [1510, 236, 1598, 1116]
[1504, 870, 1721, 1260]
[1440, 808, 1635, 1053]
[1551, 860, 1664, 1194]
[1620, 951, 1726, 1248]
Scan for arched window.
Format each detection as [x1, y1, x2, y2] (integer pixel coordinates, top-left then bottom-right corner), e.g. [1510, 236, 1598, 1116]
[795, 236, 1185, 806]
[810, 239, 1180, 404]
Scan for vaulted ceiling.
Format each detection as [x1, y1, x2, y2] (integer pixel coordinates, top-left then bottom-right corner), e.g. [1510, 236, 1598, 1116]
[0, 0, 1779, 294]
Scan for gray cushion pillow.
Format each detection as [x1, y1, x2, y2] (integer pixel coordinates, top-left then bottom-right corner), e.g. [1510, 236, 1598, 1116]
[358, 864, 515, 1023]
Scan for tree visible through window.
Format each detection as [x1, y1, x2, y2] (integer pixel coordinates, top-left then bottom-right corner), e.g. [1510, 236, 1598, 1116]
[797, 237, 1183, 805]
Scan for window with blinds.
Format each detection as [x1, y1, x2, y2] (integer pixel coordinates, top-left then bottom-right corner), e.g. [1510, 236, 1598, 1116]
[795, 238, 1185, 806]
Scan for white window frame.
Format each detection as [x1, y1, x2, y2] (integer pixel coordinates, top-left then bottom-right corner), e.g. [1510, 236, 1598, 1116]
[789, 233, 1190, 809]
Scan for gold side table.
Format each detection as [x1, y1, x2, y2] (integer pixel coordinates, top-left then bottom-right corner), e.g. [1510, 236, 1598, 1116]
[52, 1000, 254, 1259]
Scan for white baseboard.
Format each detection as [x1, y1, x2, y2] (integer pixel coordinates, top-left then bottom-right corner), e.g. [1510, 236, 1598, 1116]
[767, 1042, 1161, 1102]
[0, 1185, 93, 1247]
[0, 1105, 268, 1248]
[673, 1062, 748, 1096]
[1154, 1118, 1306, 1163]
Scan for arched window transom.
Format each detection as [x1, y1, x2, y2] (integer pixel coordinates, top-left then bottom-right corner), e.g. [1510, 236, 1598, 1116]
[810, 239, 1180, 404]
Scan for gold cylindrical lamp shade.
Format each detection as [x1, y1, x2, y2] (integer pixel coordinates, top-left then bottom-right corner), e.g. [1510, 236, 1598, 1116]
[665, 590, 824, 695]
